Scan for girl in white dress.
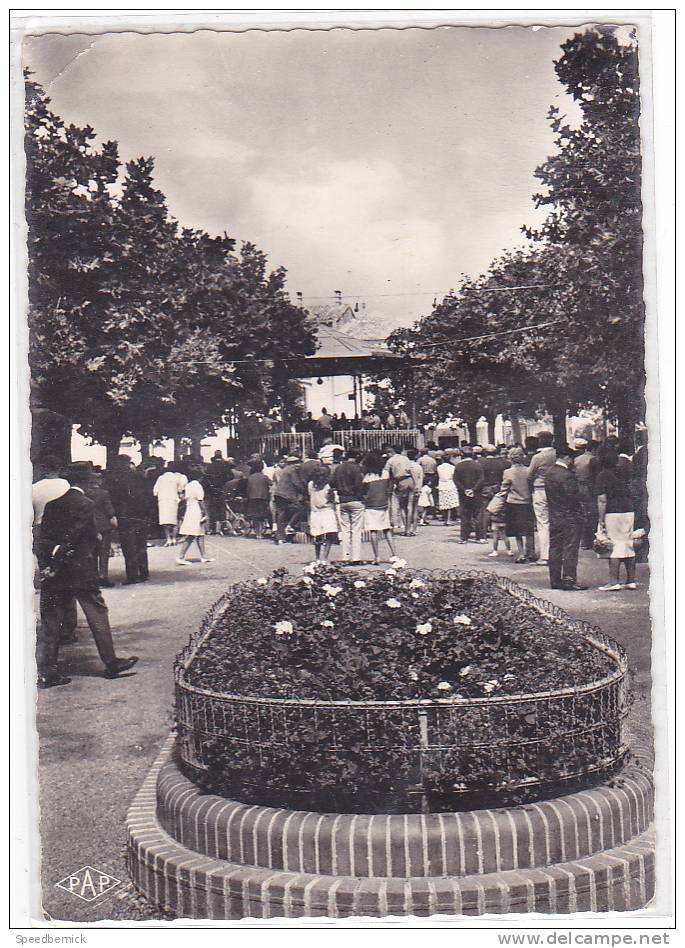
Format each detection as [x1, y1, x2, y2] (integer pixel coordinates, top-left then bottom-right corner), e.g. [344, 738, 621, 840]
[176, 469, 215, 565]
[307, 465, 339, 563]
[153, 464, 188, 545]
[436, 455, 459, 525]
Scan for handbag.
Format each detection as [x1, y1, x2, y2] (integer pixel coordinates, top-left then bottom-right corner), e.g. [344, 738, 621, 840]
[593, 525, 613, 558]
[486, 486, 508, 517]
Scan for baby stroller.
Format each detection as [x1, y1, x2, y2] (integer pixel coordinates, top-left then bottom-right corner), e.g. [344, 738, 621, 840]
[219, 482, 250, 537]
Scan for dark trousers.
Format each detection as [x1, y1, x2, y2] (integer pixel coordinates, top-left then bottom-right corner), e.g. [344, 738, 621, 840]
[579, 495, 598, 549]
[479, 486, 497, 537]
[458, 493, 483, 541]
[207, 496, 226, 529]
[38, 584, 116, 678]
[118, 519, 149, 582]
[96, 530, 112, 580]
[548, 517, 583, 587]
[274, 496, 301, 542]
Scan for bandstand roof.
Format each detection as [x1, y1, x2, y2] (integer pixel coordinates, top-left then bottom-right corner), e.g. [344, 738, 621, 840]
[291, 325, 406, 379]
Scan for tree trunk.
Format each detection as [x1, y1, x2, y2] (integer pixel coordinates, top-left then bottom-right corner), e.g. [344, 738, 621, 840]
[485, 412, 496, 445]
[550, 406, 568, 447]
[616, 406, 637, 451]
[510, 414, 523, 445]
[465, 418, 479, 445]
[104, 433, 123, 468]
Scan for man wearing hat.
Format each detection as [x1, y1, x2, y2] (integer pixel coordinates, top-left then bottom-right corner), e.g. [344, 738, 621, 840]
[37, 461, 138, 688]
[573, 438, 598, 549]
[544, 444, 587, 591]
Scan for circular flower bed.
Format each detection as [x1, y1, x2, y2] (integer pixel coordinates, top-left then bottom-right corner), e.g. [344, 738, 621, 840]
[176, 564, 627, 813]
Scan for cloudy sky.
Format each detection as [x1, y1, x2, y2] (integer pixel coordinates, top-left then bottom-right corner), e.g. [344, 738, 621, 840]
[23, 23, 585, 328]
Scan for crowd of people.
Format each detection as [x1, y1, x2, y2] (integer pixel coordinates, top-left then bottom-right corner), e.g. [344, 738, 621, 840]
[31, 429, 648, 689]
[294, 406, 412, 446]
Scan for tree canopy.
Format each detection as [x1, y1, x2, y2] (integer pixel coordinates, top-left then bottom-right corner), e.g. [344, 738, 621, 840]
[381, 27, 644, 443]
[25, 74, 316, 458]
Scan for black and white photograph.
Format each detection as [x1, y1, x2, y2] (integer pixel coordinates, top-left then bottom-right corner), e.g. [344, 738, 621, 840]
[12, 9, 672, 930]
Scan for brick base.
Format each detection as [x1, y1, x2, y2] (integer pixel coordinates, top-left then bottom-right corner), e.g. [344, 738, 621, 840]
[127, 736, 655, 919]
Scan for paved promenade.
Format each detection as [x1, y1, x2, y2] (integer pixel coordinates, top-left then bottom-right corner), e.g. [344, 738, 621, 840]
[34, 524, 653, 922]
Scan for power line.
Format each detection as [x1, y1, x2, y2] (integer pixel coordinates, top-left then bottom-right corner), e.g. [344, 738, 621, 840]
[177, 319, 564, 366]
[410, 319, 564, 351]
[295, 284, 555, 301]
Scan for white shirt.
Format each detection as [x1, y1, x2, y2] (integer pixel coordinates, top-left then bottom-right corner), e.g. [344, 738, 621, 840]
[318, 443, 344, 465]
[32, 477, 70, 525]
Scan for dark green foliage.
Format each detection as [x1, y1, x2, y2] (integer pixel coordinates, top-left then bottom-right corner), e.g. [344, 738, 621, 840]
[376, 28, 644, 437]
[24, 74, 316, 455]
[180, 566, 622, 812]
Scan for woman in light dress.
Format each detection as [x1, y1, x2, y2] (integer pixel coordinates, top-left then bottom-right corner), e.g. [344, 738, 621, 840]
[361, 451, 397, 565]
[307, 464, 339, 563]
[176, 467, 215, 566]
[436, 451, 459, 526]
[153, 463, 188, 546]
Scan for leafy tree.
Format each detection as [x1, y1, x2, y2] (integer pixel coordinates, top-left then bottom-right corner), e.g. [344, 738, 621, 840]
[25, 75, 316, 461]
[378, 27, 644, 444]
[522, 26, 644, 438]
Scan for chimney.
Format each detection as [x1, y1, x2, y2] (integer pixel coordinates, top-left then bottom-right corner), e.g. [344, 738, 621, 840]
[334, 289, 342, 305]
[296, 291, 303, 306]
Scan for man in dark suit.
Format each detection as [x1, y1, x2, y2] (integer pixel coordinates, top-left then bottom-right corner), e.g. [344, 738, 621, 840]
[105, 455, 150, 584]
[544, 444, 587, 591]
[452, 446, 485, 543]
[37, 462, 138, 688]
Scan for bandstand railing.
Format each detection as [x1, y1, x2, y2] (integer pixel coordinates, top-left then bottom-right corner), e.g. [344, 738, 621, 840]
[244, 429, 423, 459]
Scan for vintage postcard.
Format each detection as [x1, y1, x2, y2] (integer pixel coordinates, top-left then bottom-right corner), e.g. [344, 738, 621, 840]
[11, 9, 673, 933]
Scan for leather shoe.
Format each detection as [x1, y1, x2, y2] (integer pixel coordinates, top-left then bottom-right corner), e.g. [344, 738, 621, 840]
[560, 580, 588, 591]
[99, 579, 115, 588]
[37, 674, 72, 689]
[104, 656, 139, 679]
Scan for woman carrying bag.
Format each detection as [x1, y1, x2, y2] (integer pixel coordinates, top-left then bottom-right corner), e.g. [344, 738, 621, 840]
[500, 447, 536, 562]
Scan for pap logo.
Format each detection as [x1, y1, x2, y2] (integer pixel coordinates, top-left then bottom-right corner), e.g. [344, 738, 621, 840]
[55, 865, 121, 902]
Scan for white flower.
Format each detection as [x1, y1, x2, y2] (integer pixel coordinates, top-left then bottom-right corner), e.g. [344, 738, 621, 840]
[273, 620, 294, 636]
[385, 568, 398, 578]
[301, 576, 313, 586]
[353, 580, 366, 589]
[437, 681, 452, 692]
[459, 665, 473, 677]
[322, 584, 343, 597]
[487, 679, 500, 688]
[256, 577, 268, 585]
[503, 674, 515, 681]
[303, 561, 323, 575]
[453, 614, 473, 626]
[408, 670, 419, 681]
[409, 578, 426, 589]
[415, 621, 433, 636]
[411, 592, 420, 599]
[482, 682, 496, 693]
[389, 557, 407, 569]
[320, 620, 335, 628]
[385, 598, 402, 609]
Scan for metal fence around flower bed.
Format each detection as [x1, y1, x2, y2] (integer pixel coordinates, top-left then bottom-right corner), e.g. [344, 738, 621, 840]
[174, 570, 628, 813]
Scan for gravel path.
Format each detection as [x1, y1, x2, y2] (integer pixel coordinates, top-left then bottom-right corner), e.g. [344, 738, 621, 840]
[34, 525, 653, 922]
